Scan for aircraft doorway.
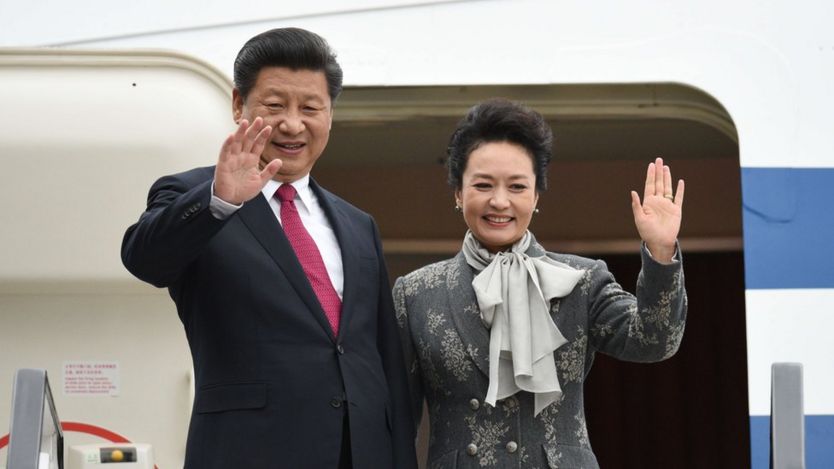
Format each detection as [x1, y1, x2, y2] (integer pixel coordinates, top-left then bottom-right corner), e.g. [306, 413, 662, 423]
[316, 83, 748, 468]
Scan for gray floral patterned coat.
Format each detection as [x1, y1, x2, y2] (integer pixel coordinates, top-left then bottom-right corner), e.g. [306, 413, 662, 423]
[393, 240, 686, 469]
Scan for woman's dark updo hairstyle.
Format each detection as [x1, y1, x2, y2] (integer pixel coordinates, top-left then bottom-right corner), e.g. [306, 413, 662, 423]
[446, 98, 553, 192]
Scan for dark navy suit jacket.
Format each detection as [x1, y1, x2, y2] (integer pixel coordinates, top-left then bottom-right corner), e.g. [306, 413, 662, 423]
[122, 166, 417, 469]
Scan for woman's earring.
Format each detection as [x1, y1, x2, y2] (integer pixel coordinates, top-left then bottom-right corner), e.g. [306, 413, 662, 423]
[534, 208, 540, 214]
[454, 204, 462, 213]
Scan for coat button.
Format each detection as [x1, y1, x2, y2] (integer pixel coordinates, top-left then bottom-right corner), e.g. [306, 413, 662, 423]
[469, 398, 480, 411]
[466, 443, 478, 456]
[330, 398, 342, 408]
[506, 441, 518, 453]
[500, 395, 519, 411]
[337, 344, 345, 354]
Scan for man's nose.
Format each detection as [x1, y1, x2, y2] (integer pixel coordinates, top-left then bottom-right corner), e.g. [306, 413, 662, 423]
[278, 111, 305, 135]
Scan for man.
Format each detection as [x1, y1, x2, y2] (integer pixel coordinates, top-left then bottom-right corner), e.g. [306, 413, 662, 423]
[121, 28, 417, 469]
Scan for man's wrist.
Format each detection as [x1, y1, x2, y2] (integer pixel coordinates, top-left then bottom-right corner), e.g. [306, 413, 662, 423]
[210, 181, 243, 219]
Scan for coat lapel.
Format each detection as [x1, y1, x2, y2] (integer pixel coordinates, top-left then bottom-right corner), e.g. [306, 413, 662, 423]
[309, 179, 359, 342]
[237, 193, 336, 341]
[446, 239, 554, 379]
[446, 252, 490, 377]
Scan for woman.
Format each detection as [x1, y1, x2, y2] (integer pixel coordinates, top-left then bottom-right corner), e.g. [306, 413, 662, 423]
[393, 98, 687, 468]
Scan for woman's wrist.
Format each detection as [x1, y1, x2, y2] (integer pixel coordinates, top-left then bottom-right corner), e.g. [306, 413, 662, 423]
[645, 242, 676, 264]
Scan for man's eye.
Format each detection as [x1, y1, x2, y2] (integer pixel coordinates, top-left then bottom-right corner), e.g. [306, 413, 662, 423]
[266, 103, 283, 109]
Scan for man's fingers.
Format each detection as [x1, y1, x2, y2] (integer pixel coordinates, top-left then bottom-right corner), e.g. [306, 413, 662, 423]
[218, 133, 235, 163]
[260, 158, 283, 184]
[242, 117, 265, 153]
[250, 125, 273, 158]
[230, 119, 249, 155]
[234, 119, 250, 140]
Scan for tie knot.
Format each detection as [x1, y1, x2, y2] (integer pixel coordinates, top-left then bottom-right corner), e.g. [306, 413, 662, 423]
[276, 184, 297, 202]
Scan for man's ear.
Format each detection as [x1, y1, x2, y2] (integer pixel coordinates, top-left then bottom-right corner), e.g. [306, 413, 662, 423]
[232, 88, 244, 123]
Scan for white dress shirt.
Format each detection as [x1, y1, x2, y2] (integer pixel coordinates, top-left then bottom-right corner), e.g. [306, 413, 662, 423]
[210, 175, 344, 299]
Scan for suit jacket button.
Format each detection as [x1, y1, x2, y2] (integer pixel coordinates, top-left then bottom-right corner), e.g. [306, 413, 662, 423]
[330, 398, 342, 408]
[337, 344, 345, 354]
[506, 441, 518, 453]
[466, 443, 478, 456]
[469, 398, 480, 411]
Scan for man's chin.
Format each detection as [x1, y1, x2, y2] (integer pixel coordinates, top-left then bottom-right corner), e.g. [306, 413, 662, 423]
[272, 170, 301, 183]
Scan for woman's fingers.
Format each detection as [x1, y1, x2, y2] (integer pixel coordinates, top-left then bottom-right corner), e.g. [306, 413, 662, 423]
[674, 179, 685, 206]
[654, 157, 665, 196]
[645, 157, 679, 202]
[630, 190, 643, 219]
[644, 161, 655, 200]
[664, 165, 674, 199]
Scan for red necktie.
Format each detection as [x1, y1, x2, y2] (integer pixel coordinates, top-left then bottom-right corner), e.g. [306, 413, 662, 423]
[276, 184, 342, 334]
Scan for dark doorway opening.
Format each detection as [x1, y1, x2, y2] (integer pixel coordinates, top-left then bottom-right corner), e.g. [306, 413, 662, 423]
[585, 251, 749, 469]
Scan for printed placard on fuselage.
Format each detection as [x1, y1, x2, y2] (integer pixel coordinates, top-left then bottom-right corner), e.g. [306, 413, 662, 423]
[63, 361, 120, 397]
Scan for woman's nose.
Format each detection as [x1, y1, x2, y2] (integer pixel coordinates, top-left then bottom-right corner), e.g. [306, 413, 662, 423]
[489, 190, 510, 209]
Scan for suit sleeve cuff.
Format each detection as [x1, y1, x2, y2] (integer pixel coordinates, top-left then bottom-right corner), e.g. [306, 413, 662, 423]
[209, 181, 243, 220]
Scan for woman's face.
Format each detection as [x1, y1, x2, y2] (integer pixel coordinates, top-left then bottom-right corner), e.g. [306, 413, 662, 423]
[456, 141, 539, 253]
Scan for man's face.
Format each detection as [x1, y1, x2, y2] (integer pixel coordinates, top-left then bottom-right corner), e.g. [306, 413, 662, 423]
[233, 67, 332, 182]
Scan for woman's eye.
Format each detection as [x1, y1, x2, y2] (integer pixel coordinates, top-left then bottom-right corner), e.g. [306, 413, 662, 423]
[510, 184, 528, 191]
[473, 183, 492, 189]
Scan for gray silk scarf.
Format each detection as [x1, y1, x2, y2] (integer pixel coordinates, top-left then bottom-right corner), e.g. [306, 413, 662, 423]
[462, 230, 585, 415]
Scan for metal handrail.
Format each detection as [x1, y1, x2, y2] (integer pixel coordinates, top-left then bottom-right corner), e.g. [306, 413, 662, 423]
[771, 363, 805, 469]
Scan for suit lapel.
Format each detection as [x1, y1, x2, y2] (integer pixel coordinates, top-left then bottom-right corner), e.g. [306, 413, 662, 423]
[237, 193, 336, 341]
[447, 252, 490, 377]
[310, 179, 359, 342]
[447, 239, 554, 378]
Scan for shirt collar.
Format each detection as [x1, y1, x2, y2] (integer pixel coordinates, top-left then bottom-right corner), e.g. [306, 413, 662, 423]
[262, 174, 313, 212]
